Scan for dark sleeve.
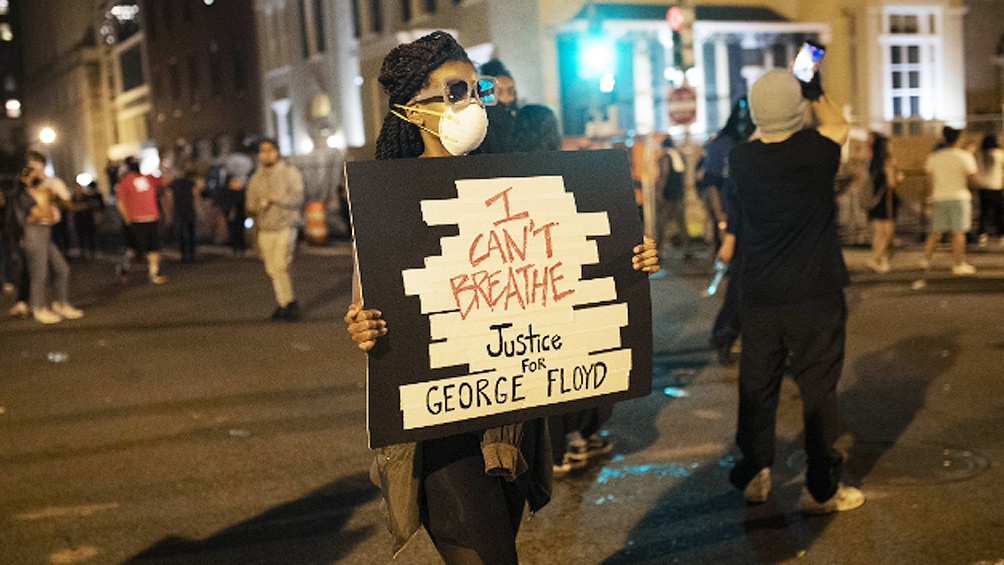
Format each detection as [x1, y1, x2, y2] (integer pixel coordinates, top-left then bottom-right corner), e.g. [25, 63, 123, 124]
[725, 147, 744, 236]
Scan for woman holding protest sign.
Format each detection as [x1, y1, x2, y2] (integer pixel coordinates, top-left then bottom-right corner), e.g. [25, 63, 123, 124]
[344, 31, 660, 564]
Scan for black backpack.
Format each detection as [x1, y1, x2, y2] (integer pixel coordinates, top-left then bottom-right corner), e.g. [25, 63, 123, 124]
[662, 152, 685, 201]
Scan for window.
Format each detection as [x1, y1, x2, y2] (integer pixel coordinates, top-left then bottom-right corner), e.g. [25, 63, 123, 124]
[145, 4, 156, 40]
[232, 37, 248, 91]
[208, 42, 222, 96]
[369, 0, 383, 33]
[187, 53, 200, 100]
[882, 7, 938, 122]
[299, 0, 310, 58]
[162, 1, 173, 33]
[312, 0, 326, 52]
[120, 45, 145, 91]
[350, 0, 360, 38]
[168, 60, 182, 99]
[401, 0, 412, 23]
[425, 0, 436, 13]
[299, 0, 326, 58]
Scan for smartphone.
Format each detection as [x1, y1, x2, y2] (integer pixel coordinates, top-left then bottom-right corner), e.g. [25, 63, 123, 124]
[792, 41, 825, 83]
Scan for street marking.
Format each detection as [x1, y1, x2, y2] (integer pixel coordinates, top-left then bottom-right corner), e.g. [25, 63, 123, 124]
[629, 443, 724, 462]
[49, 546, 99, 564]
[15, 502, 119, 521]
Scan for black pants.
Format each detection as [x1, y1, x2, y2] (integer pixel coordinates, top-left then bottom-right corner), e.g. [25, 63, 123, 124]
[730, 292, 846, 503]
[978, 189, 1004, 236]
[421, 423, 538, 565]
[227, 215, 246, 253]
[177, 218, 196, 261]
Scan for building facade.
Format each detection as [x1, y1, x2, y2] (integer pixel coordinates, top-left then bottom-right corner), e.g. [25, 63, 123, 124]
[19, 1, 109, 191]
[142, 0, 263, 162]
[0, 0, 24, 170]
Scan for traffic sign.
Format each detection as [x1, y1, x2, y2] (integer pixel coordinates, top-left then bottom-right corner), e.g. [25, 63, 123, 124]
[667, 86, 697, 125]
[666, 6, 685, 31]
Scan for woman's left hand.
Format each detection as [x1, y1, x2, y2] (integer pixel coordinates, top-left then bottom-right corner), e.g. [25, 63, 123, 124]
[632, 236, 660, 274]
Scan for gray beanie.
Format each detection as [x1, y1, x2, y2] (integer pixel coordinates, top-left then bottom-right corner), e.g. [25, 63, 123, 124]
[749, 70, 807, 138]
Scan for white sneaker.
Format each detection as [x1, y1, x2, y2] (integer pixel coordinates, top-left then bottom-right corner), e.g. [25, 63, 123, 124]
[2, 282, 14, 295]
[866, 258, 890, 274]
[33, 308, 62, 325]
[52, 302, 84, 320]
[978, 234, 989, 247]
[799, 484, 865, 515]
[8, 301, 29, 318]
[951, 263, 976, 276]
[743, 468, 771, 504]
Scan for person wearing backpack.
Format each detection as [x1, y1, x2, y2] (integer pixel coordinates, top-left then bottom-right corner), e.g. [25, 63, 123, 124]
[656, 136, 689, 259]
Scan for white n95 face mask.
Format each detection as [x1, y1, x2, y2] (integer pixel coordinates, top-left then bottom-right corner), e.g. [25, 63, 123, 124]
[393, 103, 489, 156]
[437, 103, 489, 156]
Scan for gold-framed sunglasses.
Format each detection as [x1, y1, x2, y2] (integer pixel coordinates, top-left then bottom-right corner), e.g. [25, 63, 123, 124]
[410, 76, 498, 109]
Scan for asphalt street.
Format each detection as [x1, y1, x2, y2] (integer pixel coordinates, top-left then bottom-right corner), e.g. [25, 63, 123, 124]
[1, 241, 1003, 565]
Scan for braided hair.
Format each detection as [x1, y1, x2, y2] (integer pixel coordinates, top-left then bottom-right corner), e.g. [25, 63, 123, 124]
[375, 31, 472, 160]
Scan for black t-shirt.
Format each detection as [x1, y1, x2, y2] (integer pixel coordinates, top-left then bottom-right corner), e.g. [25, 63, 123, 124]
[728, 128, 849, 306]
[168, 178, 196, 221]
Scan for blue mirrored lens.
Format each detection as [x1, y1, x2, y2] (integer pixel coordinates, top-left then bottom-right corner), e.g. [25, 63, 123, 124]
[477, 78, 496, 105]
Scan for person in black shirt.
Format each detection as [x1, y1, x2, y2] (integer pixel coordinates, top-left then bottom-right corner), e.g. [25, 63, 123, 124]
[479, 58, 518, 155]
[167, 163, 199, 263]
[721, 68, 864, 514]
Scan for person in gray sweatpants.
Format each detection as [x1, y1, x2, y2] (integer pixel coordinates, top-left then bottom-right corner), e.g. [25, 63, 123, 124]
[20, 152, 84, 324]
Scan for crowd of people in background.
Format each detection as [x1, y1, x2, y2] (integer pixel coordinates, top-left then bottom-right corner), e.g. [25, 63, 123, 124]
[0, 135, 312, 324]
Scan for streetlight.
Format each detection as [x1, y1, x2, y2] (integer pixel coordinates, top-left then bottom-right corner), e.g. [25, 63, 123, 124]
[39, 126, 56, 144]
[39, 126, 56, 176]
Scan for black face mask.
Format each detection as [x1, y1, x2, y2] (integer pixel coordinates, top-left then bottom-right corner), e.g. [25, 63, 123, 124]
[489, 103, 517, 119]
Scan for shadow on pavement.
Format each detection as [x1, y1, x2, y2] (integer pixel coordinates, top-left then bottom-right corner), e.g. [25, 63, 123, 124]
[599, 432, 836, 564]
[842, 333, 954, 482]
[605, 348, 708, 457]
[125, 472, 378, 564]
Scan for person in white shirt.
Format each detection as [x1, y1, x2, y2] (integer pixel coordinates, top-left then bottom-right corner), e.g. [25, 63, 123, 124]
[922, 127, 979, 275]
[975, 133, 1004, 245]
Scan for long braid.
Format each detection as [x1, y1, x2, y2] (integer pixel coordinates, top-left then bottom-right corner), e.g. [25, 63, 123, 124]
[375, 31, 471, 160]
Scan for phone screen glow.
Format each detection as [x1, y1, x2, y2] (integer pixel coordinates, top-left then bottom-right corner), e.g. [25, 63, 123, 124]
[793, 43, 825, 83]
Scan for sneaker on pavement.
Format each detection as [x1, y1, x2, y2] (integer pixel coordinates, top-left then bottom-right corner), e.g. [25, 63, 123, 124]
[951, 263, 976, 276]
[564, 436, 589, 464]
[866, 258, 891, 274]
[271, 305, 288, 321]
[52, 303, 84, 320]
[149, 274, 167, 285]
[33, 308, 62, 325]
[283, 300, 302, 322]
[918, 257, 931, 270]
[744, 468, 771, 504]
[9, 301, 29, 318]
[2, 282, 14, 295]
[799, 484, 865, 515]
[978, 234, 989, 247]
[552, 455, 589, 476]
[584, 434, 614, 459]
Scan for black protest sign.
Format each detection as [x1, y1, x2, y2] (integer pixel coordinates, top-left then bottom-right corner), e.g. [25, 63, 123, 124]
[346, 150, 652, 448]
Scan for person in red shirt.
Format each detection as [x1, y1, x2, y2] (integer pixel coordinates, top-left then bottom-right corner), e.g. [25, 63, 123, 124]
[115, 156, 166, 284]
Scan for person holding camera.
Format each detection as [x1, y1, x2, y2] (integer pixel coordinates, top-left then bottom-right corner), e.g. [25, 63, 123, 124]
[19, 151, 83, 324]
[721, 65, 864, 514]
